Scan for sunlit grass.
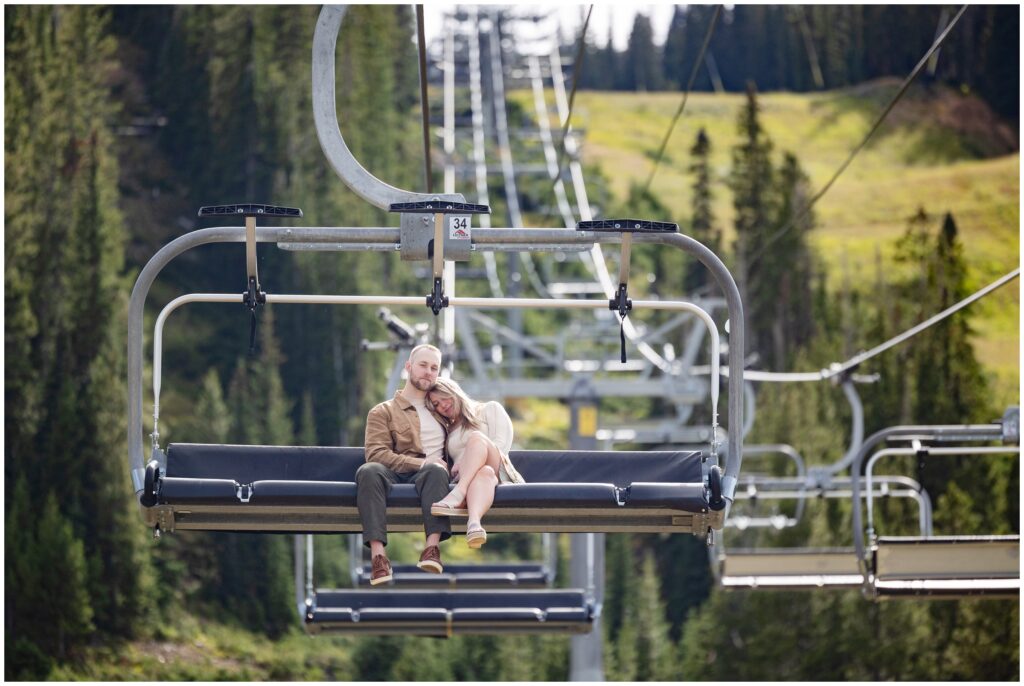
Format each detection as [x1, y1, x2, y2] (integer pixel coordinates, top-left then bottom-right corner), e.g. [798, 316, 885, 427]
[509, 85, 1020, 408]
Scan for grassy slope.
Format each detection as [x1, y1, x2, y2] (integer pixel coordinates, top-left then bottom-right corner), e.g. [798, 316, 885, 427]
[517, 85, 1019, 407]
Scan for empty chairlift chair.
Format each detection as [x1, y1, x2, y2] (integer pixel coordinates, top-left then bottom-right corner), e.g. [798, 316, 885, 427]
[716, 474, 930, 591]
[850, 411, 1021, 600]
[305, 589, 594, 637]
[290, 530, 592, 636]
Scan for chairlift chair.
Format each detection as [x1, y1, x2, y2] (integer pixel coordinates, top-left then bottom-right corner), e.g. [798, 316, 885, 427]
[127, 6, 747, 637]
[849, 412, 1020, 600]
[715, 474, 932, 591]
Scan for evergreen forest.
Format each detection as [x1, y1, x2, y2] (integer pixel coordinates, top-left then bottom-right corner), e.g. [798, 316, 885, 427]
[4, 4, 1019, 681]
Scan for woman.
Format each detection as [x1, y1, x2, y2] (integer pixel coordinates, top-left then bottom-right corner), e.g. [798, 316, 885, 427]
[426, 378, 524, 548]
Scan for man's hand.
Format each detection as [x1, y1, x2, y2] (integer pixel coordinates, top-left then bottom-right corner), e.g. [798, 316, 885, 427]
[422, 455, 449, 474]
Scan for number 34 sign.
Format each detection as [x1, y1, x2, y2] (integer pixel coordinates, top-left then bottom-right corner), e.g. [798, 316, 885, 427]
[448, 215, 471, 240]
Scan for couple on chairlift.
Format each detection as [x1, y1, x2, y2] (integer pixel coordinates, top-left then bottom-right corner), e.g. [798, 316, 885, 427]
[358, 344, 525, 585]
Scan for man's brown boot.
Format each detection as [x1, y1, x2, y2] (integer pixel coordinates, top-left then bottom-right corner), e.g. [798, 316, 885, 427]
[417, 545, 443, 574]
[370, 553, 393, 585]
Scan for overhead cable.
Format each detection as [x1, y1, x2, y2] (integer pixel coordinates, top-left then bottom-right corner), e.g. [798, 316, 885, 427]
[697, 267, 1019, 383]
[836, 266, 1019, 376]
[748, 4, 969, 270]
[415, 5, 433, 193]
[643, 5, 722, 193]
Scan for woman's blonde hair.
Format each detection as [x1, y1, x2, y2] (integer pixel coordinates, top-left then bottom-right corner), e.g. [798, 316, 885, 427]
[426, 377, 481, 432]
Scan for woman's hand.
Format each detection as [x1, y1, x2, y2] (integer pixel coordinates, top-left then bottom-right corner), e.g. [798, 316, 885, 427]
[451, 461, 460, 480]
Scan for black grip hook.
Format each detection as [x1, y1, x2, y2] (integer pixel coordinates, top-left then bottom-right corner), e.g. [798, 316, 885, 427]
[609, 284, 632, 363]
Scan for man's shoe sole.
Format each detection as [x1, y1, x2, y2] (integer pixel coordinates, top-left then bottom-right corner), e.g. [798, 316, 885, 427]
[369, 573, 392, 585]
[417, 560, 443, 574]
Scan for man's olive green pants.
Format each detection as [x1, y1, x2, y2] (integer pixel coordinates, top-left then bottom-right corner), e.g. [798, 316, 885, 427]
[355, 461, 452, 546]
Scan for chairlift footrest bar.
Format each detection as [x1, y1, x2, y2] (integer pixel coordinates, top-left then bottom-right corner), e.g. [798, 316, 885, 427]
[197, 203, 303, 218]
[576, 219, 679, 233]
[389, 200, 491, 215]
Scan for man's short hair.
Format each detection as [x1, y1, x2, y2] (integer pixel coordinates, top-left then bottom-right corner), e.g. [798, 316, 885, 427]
[408, 344, 442, 364]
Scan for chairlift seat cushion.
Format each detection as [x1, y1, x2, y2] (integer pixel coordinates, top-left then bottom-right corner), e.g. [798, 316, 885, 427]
[247, 480, 356, 506]
[159, 477, 240, 504]
[164, 444, 701, 487]
[155, 444, 712, 532]
[356, 608, 450, 622]
[450, 608, 545, 622]
[627, 483, 709, 511]
[312, 589, 587, 611]
[492, 483, 619, 508]
[306, 589, 593, 634]
[356, 563, 550, 588]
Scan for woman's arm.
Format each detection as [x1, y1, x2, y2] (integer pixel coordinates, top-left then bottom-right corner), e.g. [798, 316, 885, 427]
[482, 401, 514, 455]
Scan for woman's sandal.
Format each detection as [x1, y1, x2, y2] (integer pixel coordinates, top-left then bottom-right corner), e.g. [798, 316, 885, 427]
[465, 524, 487, 549]
[430, 491, 468, 517]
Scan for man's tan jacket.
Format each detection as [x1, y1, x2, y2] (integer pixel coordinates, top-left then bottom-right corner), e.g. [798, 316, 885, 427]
[364, 391, 447, 474]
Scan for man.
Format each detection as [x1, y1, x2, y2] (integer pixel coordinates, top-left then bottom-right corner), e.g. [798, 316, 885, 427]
[357, 343, 451, 585]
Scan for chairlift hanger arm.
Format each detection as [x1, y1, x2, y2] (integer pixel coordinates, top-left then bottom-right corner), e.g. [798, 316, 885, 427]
[312, 6, 464, 208]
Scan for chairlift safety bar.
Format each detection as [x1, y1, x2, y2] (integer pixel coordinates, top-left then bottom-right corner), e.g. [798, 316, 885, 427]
[863, 445, 1019, 543]
[151, 292, 721, 443]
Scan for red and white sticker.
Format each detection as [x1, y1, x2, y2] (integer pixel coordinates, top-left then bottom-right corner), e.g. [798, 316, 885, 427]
[448, 215, 471, 240]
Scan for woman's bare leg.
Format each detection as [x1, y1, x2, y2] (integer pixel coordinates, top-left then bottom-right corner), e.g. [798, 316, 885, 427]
[466, 465, 498, 528]
[435, 433, 498, 508]
[456, 434, 502, 499]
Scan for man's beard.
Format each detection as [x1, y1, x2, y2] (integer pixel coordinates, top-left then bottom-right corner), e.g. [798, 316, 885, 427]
[411, 376, 433, 391]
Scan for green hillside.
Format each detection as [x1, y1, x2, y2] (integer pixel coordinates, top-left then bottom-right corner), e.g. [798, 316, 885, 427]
[511, 83, 1020, 406]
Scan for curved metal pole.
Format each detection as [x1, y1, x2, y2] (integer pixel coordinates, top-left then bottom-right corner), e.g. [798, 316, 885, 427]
[744, 444, 806, 479]
[819, 378, 865, 477]
[742, 380, 756, 439]
[312, 6, 463, 208]
[848, 423, 1005, 571]
[730, 483, 928, 536]
[651, 232, 744, 508]
[864, 446, 1019, 541]
[152, 294, 720, 441]
[743, 444, 808, 522]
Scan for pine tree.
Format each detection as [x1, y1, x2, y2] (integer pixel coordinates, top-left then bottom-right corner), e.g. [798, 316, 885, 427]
[5, 4, 154, 655]
[211, 310, 296, 636]
[625, 13, 663, 91]
[602, 534, 631, 643]
[686, 127, 720, 292]
[729, 82, 775, 358]
[228, 309, 294, 445]
[763, 152, 817, 367]
[32, 493, 96, 661]
[661, 6, 688, 90]
[604, 545, 680, 680]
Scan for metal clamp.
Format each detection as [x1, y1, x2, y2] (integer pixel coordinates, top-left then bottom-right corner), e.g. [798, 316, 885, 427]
[237, 483, 254, 503]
